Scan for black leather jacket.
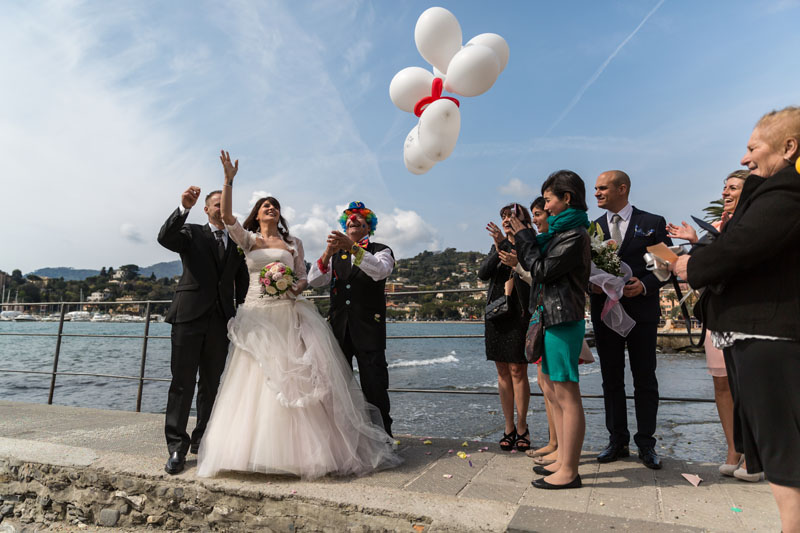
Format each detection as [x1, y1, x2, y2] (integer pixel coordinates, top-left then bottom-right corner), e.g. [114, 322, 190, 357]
[515, 227, 591, 328]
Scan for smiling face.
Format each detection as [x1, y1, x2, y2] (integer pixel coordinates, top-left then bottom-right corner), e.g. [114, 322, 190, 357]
[257, 200, 280, 224]
[346, 213, 370, 242]
[543, 188, 570, 216]
[532, 207, 549, 233]
[594, 172, 628, 213]
[721, 177, 745, 214]
[740, 126, 790, 178]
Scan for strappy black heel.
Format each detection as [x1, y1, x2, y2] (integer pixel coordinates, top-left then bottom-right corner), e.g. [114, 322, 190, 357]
[515, 428, 531, 452]
[499, 428, 517, 451]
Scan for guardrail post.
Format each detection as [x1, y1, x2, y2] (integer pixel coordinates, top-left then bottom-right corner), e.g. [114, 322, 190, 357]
[135, 302, 152, 412]
[47, 303, 66, 404]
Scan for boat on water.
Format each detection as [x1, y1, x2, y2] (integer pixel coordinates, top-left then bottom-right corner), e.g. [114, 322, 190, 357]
[91, 313, 112, 322]
[111, 314, 134, 322]
[65, 311, 92, 322]
[0, 310, 22, 321]
[13, 314, 39, 322]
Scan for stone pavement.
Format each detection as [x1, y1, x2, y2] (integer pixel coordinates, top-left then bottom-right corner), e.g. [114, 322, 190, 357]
[0, 401, 779, 532]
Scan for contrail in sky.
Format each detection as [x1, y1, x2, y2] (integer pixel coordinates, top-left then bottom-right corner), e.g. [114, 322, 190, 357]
[545, 0, 667, 135]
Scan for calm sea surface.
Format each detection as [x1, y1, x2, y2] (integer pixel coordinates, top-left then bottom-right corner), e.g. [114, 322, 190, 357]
[0, 320, 722, 462]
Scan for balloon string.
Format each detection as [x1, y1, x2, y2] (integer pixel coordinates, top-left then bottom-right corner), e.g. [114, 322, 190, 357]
[413, 78, 460, 117]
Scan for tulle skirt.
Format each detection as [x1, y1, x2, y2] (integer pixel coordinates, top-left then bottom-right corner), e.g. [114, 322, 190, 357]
[196, 297, 401, 479]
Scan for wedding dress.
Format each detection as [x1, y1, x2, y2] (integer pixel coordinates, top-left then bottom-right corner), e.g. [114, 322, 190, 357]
[196, 221, 400, 479]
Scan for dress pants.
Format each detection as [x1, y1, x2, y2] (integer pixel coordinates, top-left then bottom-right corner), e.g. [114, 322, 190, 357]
[721, 347, 743, 453]
[341, 327, 393, 437]
[165, 304, 229, 455]
[594, 320, 659, 449]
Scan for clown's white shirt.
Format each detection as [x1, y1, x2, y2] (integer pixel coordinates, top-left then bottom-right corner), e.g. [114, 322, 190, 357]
[307, 246, 394, 288]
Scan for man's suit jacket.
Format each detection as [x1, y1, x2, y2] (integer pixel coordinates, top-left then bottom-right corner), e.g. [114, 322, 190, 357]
[590, 206, 671, 324]
[158, 208, 248, 324]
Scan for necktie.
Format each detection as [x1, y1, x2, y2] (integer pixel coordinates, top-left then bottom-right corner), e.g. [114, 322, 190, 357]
[214, 230, 225, 260]
[610, 214, 623, 246]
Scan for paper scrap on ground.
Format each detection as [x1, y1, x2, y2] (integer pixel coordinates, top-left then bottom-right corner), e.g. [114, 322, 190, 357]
[456, 451, 467, 459]
[423, 440, 432, 445]
[731, 507, 742, 513]
[681, 473, 702, 487]
[461, 441, 469, 447]
[443, 474, 453, 479]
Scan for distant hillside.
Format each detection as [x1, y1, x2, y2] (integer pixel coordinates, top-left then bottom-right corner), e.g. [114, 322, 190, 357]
[27, 267, 100, 280]
[139, 261, 182, 279]
[28, 260, 182, 281]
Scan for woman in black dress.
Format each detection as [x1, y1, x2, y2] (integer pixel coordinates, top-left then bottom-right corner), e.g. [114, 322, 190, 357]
[478, 203, 532, 452]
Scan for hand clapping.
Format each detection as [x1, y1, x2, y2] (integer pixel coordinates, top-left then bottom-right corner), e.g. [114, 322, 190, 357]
[485, 221, 504, 246]
[181, 186, 201, 209]
[666, 221, 698, 243]
[327, 231, 354, 253]
[498, 249, 518, 267]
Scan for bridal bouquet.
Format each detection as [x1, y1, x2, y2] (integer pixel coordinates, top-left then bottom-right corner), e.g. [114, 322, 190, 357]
[589, 222, 622, 277]
[259, 262, 295, 298]
[588, 222, 636, 337]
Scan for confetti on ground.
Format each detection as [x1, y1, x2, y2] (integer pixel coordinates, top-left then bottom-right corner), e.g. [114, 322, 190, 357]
[681, 473, 703, 487]
[423, 440, 432, 445]
[448, 449, 454, 454]
[425, 452, 432, 455]
[457, 451, 467, 459]
[394, 440, 401, 445]
[731, 507, 742, 513]
[510, 449, 518, 454]
[461, 441, 469, 447]
[412, 525, 425, 533]
[481, 446, 489, 451]
[290, 490, 297, 494]
[443, 474, 453, 479]
[468, 460, 473, 467]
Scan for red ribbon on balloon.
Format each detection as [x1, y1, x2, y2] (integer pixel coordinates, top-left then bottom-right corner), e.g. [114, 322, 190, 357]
[413, 78, 460, 117]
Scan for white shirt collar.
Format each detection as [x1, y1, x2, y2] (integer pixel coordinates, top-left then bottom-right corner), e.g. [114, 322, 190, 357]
[207, 222, 227, 235]
[606, 203, 633, 223]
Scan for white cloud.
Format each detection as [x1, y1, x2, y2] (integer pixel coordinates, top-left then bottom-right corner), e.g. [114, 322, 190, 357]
[120, 224, 144, 243]
[290, 204, 340, 258]
[373, 208, 440, 258]
[499, 178, 536, 197]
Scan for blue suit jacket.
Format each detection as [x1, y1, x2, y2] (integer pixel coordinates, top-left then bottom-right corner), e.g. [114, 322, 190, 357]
[589, 206, 672, 324]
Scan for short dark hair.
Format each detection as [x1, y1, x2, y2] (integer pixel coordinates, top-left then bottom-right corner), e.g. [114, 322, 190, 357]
[530, 197, 545, 212]
[205, 190, 222, 204]
[499, 203, 532, 225]
[541, 170, 587, 211]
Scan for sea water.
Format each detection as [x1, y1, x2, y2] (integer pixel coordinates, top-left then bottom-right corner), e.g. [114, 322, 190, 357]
[0, 320, 721, 461]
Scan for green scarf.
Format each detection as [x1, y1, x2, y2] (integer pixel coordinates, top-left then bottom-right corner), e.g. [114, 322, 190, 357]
[536, 208, 590, 251]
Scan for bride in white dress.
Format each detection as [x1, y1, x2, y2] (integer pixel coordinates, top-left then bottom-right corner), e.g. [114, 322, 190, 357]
[196, 151, 401, 479]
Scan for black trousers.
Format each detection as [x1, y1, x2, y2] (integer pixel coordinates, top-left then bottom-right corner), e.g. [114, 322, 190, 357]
[594, 320, 659, 449]
[164, 305, 229, 455]
[341, 327, 393, 437]
[731, 339, 800, 487]
[721, 346, 743, 453]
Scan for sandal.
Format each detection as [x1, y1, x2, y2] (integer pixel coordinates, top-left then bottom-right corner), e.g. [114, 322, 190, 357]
[499, 429, 517, 451]
[515, 428, 531, 452]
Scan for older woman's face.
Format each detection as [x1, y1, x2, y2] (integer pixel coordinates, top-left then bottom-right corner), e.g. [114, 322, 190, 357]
[741, 127, 788, 178]
[721, 178, 744, 214]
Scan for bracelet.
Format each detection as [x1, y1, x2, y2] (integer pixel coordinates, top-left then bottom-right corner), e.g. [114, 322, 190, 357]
[224, 183, 232, 187]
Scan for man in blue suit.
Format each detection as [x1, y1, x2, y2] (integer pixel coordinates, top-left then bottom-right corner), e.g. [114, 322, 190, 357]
[590, 170, 671, 469]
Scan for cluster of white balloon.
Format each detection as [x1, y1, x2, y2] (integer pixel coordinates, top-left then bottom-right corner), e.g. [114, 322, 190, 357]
[390, 7, 509, 175]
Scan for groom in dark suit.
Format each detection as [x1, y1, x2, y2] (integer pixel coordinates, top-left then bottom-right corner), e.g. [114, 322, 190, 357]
[158, 186, 248, 474]
[307, 202, 395, 436]
[590, 170, 671, 469]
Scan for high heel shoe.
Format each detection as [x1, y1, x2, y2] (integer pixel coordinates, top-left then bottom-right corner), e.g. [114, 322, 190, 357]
[499, 429, 517, 451]
[719, 455, 744, 477]
[515, 428, 531, 452]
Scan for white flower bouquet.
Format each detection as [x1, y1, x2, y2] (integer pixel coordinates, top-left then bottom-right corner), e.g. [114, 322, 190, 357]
[259, 262, 295, 298]
[588, 222, 635, 337]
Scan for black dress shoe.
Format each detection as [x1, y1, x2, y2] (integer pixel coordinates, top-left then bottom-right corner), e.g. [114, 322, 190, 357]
[638, 447, 662, 470]
[596, 442, 630, 463]
[190, 442, 200, 455]
[533, 464, 557, 476]
[165, 451, 186, 475]
[531, 474, 582, 490]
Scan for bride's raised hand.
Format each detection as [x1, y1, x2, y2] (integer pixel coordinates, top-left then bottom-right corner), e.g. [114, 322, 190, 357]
[220, 150, 239, 184]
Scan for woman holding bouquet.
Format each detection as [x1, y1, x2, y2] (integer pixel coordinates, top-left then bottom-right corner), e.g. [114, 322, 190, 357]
[479, 203, 532, 452]
[196, 151, 400, 479]
[512, 170, 591, 490]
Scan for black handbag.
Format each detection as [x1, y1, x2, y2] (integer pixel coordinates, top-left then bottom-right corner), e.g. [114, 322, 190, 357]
[525, 288, 545, 363]
[485, 295, 510, 321]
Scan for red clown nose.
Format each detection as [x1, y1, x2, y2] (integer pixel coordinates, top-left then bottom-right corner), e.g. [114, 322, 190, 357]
[348, 214, 360, 223]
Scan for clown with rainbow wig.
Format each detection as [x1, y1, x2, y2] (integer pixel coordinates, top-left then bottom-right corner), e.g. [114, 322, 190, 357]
[308, 201, 395, 436]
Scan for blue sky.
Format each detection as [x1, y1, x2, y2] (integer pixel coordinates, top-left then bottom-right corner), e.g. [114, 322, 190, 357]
[3, 0, 799, 273]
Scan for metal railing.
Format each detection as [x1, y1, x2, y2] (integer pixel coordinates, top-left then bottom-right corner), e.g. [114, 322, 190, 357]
[0, 291, 714, 410]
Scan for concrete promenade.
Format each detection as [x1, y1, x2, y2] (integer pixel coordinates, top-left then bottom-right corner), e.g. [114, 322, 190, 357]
[0, 401, 779, 532]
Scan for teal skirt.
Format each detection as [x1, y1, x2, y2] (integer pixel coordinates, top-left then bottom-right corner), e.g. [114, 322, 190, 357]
[542, 320, 585, 383]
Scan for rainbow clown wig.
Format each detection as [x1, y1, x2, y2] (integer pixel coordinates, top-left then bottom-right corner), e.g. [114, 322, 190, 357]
[339, 201, 378, 235]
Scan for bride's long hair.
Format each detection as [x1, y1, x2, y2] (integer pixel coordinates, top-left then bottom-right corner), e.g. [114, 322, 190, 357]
[243, 196, 292, 242]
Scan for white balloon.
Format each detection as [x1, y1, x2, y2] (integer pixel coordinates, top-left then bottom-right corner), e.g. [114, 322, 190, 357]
[390, 67, 435, 113]
[444, 44, 500, 97]
[418, 99, 461, 161]
[432, 66, 446, 81]
[466, 33, 509, 73]
[404, 125, 436, 174]
[414, 7, 462, 74]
